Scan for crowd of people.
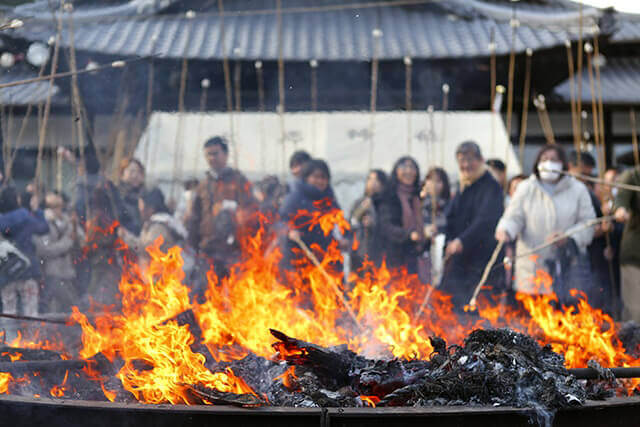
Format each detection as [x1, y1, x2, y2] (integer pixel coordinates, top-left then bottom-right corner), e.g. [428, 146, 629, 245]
[0, 136, 638, 327]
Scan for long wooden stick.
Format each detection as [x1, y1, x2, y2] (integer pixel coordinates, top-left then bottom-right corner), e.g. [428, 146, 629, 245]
[170, 57, 188, 202]
[467, 240, 504, 308]
[404, 56, 413, 153]
[368, 29, 382, 170]
[565, 40, 580, 155]
[505, 13, 518, 173]
[217, 0, 236, 168]
[34, 10, 63, 190]
[290, 235, 363, 332]
[554, 169, 640, 192]
[489, 29, 496, 155]
[576, 3, 584, 162]
[255, 61, 266, 171]
[594, 37, 606, 169]
[310, 59, 318, 155]
[585, 43, 601, 165]
[518, 49, 532, 166]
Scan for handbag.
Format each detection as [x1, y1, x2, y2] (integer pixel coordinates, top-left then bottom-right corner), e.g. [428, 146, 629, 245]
[0, 238, 31, 287]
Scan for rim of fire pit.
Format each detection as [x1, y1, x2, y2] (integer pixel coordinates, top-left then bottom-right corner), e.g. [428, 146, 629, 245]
[0, 394, 639, 414]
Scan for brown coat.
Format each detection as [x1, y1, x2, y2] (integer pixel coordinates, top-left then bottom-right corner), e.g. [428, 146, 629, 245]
[187, 168, 256, 256]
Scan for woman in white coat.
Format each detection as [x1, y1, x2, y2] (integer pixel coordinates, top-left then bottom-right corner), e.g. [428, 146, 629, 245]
[495, 145, 596, 297]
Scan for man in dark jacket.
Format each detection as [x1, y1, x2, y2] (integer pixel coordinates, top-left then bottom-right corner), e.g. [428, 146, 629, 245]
[0, 190, 49, 318]
[439, 141, 504, 309]
[187, 137, 257, 288]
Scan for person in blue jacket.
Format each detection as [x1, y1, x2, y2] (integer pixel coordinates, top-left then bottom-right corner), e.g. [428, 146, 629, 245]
[278, 159, 349, 291]
[0, 190, 49, 317]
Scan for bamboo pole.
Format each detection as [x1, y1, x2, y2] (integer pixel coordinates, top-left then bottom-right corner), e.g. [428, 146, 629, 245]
[217, 0, 236, 168]
[404, 56, 412, 154]
[468, 240, 504, 309]
[518, 48, 532, 166]
[368, 28, 382, 170]
[565, 40, 580, 155]
[276, 0, 287, 176]
[170, 57, 188, 202]
[594, 36, 607, 169]
[630, 109, 640, 167]
[440, 83, 449, 166]
[143, 58, 155, 168]
[34, 10, 63, 191]
[290, 234, 363, 333]
[489, 29, 496, 155]
[310, 59, 318, 156]
[255, 61, 266, 172]
[194, 78, 210, 173]
[505, 12, 519, 173]
[427, 105, 435, 169]
[576, 4, 584, 162]
[533, 95, 555, 145]
[585, 43, 601, 164]
[233, 47, 242, 112]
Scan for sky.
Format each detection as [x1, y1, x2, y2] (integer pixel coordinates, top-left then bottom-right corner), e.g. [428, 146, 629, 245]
[579, 0, 640, 13]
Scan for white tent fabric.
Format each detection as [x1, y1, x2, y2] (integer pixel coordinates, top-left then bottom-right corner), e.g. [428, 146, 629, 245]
[137, 110, 520, 182]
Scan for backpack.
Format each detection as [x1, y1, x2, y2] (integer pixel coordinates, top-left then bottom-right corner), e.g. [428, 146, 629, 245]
[0, 237, 30, 287]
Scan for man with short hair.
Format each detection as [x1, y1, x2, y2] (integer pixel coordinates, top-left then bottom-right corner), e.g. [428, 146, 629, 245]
[439, 141, 504, 308]
[286, 150, 312, 194]
[187, 137, 257, 285]
[569, 150, 597, 182]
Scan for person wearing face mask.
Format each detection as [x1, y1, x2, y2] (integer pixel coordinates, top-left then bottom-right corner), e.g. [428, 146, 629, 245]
[495, 145, 596, 300]
[376, 157, 425, 276]
[439, 142, 504, 308]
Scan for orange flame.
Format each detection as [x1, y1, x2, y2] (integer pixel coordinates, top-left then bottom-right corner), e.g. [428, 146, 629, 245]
[360, 395, 380, 407]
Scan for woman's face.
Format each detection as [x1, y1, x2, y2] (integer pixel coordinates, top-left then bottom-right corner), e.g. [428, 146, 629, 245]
[539, 149, 560, 164]
[424, 175, 443, 197]
[396, 160, 417, 186]
[306, 169, 329, 192]
[122, 162, 145, 188]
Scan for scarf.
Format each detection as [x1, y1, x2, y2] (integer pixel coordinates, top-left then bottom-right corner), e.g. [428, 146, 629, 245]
[397, 183, 424, 238]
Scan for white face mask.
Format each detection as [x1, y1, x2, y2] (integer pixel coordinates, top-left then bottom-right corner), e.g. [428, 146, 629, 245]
[538, 160, 563, 182]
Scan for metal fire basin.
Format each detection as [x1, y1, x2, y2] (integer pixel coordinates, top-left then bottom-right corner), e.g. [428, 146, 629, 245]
[1, 395, 640, 427]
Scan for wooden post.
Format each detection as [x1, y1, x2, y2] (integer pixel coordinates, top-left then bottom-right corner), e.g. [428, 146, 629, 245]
[368, 28, 382, 170]
[518, 48, 532, 166]
[217, 0, 236, 168]
[404, 56, 413, 154]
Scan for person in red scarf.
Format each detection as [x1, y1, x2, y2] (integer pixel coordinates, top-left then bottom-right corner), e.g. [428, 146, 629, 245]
[375, 156, 425, 275]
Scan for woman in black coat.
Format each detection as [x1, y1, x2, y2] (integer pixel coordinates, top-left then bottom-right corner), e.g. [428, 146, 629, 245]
[375, 156, 425, 275]
[279, 159, 348, 276]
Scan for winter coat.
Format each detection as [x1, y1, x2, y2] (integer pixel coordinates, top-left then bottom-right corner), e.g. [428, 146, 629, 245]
[34, 211, 82, 280]
[375, 189, 423, 273]
[124, 213, 188, 256]
[349, 195, 379, 269]
[74, 174, 137, 233]
[0, 208, 49, 279]
[119, 183, 144, 235]
[439, 171, 504, 307]
[615, 167, 640, 267]
[497, 175, 596, 294]
[187, 168, 257, 263]
[279, 180, 343, 271]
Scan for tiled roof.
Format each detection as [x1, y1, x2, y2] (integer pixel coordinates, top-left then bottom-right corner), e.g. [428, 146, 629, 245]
[552, 57, 640, 105]
[7, 1, 592, 61]
[0, 70, 65, 105]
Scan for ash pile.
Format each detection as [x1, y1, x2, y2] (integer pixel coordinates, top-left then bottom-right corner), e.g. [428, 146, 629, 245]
[244, 328, 587, 411]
